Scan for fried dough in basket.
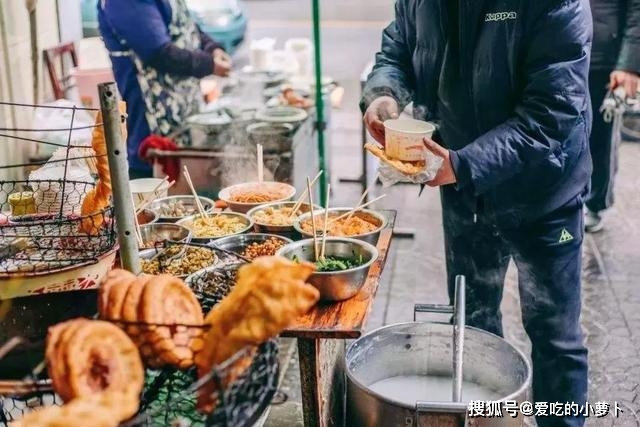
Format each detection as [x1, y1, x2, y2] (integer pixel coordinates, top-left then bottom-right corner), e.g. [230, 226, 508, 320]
[196, 256, 319, 412]
[45, 319, 144, 405]
[10, 391, 137, 427]
[98, 269, 136, 318]
[138, 274, 204, 368]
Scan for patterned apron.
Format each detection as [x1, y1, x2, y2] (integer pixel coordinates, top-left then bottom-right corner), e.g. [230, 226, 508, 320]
[102, 0, 202, 140]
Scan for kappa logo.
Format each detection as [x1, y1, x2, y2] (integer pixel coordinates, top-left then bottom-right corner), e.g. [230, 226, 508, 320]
[559, 228, 574, 244]
[485, 11, 517, 22]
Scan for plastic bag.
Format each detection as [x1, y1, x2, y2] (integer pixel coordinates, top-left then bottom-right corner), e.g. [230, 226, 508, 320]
[377, 150, 444, 188]
[32, 99, 95, 157]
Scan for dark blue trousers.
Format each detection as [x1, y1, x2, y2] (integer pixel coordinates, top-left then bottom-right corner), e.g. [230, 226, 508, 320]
[441, 187, 588, 427]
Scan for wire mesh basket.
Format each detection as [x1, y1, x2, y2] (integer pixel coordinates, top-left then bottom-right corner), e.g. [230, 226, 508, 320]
[0, 340, 278, 427]
[1, 259, 280, 427]
[0, 101, 117, 279]
[0, 180, 115, 275]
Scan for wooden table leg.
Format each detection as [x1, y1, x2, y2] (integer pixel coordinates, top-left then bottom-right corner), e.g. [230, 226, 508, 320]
[297, 338, 346, 427]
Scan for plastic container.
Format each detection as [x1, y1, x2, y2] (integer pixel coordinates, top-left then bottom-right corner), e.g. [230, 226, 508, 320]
[383, 119, 436, 162]
[70, 67, 115, 108]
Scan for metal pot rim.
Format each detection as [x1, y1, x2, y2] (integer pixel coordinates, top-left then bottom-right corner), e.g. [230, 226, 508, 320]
[293, 208, 387, 238]
[276, 237, 379, 275]
[345, 321, 533, 407]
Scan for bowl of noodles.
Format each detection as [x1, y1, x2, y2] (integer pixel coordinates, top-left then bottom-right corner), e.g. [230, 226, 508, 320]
[246, 201, 321, 238]
[218, 181, 296, 213]
[293, 208, 387, 245]
[176, 212, 253, 242]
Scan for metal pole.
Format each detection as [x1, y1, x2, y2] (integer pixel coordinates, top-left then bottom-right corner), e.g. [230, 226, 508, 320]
[98, 82, 140, 274]
[452, 275, 466, 402]
[312, 0, 328, 205]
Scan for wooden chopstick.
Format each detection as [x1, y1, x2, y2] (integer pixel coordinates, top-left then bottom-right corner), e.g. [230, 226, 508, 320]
[328, 194, 387, 225]
[346, 172, 379, 221]
[307, 177, 319, 261]
[320, 183, 330, 259]
[131, 194, 144, 247]
[290, 170, 323, 217]
[135, 180, 175, 215]
[182, 166, 207, 219]
[257, 144, 264, 182]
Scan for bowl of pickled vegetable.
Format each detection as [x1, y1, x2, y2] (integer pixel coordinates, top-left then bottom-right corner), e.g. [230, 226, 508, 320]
[276, 237, 379, 301]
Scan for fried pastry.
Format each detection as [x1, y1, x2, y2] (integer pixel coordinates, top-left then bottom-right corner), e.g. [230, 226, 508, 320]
[138, 274, 204, 368]
[196, 256, 319, 412]
[45, 318, 89, 402]
[10, 391, 136, 427]
[98, 268, 136, 318]
[45, 319, 144, 404]
[364, 142, 425, 175]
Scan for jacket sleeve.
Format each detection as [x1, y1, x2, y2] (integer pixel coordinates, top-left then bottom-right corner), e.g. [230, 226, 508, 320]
[451, 0, 592, 195]
[102, 0, 213, 77]
[360, 0, 415, 112]
[617, 0, 640, 73]
[198, 26, 224, 54]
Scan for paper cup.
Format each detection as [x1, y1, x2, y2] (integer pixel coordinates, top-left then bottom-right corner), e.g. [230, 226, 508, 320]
[384, 119, 436, 162]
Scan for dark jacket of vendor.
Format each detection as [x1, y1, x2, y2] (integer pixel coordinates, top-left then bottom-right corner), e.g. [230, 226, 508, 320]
[362, 0, 593, 225]
[98, 0, 223, 176]
[590, 0, 640, 72]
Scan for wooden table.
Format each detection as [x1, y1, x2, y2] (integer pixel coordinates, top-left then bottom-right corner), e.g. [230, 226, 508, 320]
[281, 210, 396, 427]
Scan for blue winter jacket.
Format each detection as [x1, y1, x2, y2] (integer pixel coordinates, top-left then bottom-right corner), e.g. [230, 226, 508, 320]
[363, 0, 594, 225]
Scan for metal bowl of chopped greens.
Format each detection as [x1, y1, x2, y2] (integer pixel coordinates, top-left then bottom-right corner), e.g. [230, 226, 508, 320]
[276, 237, 379, 301]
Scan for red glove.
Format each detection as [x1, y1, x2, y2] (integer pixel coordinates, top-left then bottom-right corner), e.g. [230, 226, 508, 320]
[138, 135, 180, 182]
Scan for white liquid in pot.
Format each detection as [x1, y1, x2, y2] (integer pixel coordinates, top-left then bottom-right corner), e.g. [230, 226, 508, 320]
[369, 375, 502, 404]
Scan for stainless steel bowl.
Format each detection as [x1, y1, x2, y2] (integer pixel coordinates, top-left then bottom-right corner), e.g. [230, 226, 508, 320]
[138, 222, 192, 249]
[218, 181, 296, 214]
[276, 237, 379, 301]
[137, 208, 159, 226]
[213, 233, 293, 257]
[293, 208, 387, 245]
[176, 212, 253, 243]
[148, 195, 216, 222]
[246, 201, 320, 238]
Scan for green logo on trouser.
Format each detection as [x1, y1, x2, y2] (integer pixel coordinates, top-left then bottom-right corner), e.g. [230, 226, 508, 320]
[559, 228, 574, 243]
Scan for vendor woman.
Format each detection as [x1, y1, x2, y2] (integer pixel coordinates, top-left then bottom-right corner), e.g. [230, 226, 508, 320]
[98, 0, 231, 179]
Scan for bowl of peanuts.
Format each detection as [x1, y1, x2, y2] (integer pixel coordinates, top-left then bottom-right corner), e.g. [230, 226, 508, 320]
[211, 233, 293, 261]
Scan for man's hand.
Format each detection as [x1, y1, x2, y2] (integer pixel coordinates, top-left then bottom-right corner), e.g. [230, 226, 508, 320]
[610, 70, 639, 98]
[213, 48, 232, 77]
[363, 96, 399, 145]
[423, 137, 457, 187]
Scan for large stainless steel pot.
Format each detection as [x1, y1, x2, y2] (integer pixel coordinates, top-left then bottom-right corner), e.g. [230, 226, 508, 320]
[346, 322, 531, 427]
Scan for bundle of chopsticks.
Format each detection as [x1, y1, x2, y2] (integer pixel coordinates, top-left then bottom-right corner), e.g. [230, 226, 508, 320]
[289, 171, 386, 262]
[131, 176, 175, 247]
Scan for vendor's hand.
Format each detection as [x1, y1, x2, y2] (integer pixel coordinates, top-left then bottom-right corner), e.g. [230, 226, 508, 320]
[363, 96, 399, 145]
[610, 70, 639, 98]
[213, 48, 232, 77]
[423, 137, 457, 187]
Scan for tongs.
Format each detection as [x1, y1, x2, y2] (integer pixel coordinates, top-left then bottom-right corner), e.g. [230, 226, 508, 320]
[601, 87, 639, 123]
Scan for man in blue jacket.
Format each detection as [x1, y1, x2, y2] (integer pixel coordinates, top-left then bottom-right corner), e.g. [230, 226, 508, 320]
[98, 0, 231, 179]
[363, 1, 592, 425]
